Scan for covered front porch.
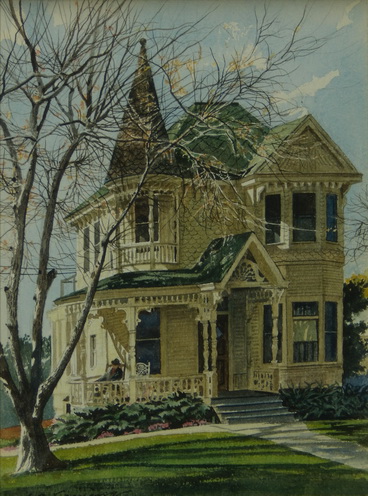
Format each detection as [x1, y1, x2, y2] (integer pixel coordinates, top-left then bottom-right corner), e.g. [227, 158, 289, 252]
[52, 232, 287, 414]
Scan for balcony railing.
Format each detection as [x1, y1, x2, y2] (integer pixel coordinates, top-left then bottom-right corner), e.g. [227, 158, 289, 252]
[120, 243, 177, 265]
[69, 374, 209, 407]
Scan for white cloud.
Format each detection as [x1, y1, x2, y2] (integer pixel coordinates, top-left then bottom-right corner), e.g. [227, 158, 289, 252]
[336, 0, 361, 30]
[274, 70, 340, 103]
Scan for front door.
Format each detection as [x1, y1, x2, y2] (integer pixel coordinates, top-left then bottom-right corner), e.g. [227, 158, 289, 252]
[216, 314, 229, 390]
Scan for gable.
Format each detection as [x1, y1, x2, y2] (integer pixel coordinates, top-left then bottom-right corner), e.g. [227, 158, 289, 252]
[222, 234, 287, 289]
[247, 115, 361, 181]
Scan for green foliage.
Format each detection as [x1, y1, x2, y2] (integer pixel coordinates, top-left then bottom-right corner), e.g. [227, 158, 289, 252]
[48, 392, 213, 445]
[280, 384, 368, 420]
[343, 275, 368, 378]
[0, 334, 53, 428]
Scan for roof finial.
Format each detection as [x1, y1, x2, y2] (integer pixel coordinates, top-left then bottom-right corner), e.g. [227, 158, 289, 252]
[140, 38, 146, 47]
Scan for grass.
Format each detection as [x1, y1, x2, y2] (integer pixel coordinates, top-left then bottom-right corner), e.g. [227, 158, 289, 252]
[1, 432, 367, 496]
[306, 419, 368, 447]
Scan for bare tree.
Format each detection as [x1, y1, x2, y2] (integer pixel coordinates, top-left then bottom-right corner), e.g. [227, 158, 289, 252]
[0, 0, 325, 474]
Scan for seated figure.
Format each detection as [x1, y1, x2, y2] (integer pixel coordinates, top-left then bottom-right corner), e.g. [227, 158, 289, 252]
[96, 358, 123, 381]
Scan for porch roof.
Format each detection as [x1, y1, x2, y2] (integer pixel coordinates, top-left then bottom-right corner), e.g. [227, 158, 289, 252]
[57, 232, 252, 302]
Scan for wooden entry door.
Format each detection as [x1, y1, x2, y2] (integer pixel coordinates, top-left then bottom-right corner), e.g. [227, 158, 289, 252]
[216, 314, 229, 390]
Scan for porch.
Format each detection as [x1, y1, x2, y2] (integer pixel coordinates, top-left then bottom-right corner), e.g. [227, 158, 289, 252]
[69, 372, 215, 407]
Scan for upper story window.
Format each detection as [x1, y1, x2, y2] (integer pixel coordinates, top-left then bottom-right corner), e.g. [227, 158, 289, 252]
[83, 226, 90, 272]
[326, 194, 338, 242]
[265, 194, 281, 244]
[293, 193, 316, 242]
[293, 302, 318, 362]
[135, 197, 159, 243]
[94, 220, 101, 262]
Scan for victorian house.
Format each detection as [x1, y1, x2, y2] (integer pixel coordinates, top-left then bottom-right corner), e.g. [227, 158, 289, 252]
[49, 40, 361, 416]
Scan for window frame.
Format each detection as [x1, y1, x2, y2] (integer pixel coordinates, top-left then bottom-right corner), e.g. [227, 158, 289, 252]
[265, 194, 281, 245]
[90, 334, 97, 369]
[326, 194, 338, 242]
[136, 309, 161, 374]
[292, 302, 319, 363]
[325, 301, 338, 362]
[292, 193, 316, 242]
[134, 196, 159, 244]
[83, 226, 90, 272]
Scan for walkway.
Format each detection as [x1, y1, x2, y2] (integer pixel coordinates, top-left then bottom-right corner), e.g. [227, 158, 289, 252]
[1, 422, 368, 471]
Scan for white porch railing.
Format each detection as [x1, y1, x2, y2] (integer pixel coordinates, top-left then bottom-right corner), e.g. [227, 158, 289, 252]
[120, 243, 177, 265]
[69, 374, 208, 407]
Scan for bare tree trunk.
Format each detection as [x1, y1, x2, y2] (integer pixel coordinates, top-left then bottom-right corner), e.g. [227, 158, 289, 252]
[16, 415, 65, 474]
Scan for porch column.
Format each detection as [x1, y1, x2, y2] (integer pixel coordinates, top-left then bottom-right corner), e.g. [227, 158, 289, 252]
[209, 313, 218, 397]
[79, 330, 87, 406]
[202, 321, 210, 372]
[125, 306, 137, 402]
[271, 303, 279, 364]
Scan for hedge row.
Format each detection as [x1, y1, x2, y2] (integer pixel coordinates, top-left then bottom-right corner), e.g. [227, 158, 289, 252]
[280, 384, 368, 421]
[48, 392, 214, 445]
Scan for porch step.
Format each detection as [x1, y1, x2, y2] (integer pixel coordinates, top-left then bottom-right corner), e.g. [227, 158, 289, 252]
[212, 391, 296, 424]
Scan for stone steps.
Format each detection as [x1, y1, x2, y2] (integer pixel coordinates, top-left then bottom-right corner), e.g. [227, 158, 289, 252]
[212, 391, 296, 424]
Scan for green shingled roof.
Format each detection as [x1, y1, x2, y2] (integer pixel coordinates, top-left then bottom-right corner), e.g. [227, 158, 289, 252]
[57, 232, 252, 302]
[168, 102, 269, 174]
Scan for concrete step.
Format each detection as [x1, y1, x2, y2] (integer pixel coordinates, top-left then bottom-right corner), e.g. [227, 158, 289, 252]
[212, 391, 296, 424]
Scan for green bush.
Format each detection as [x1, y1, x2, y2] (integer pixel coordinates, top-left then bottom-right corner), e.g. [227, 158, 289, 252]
[48, 392, 213, 445]
[280, 383, 368, 421]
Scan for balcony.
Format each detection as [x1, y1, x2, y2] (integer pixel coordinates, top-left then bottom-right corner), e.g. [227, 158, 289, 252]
[120, 242, 177, 266]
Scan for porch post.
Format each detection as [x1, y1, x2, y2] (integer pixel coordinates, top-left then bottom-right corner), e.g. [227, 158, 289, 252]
[79, 331, 87, 406]
[202, 321, 210, 372]
[209, 312, 218, 397]
[271, 303, 279, 364]
[126, 306, 137, 402]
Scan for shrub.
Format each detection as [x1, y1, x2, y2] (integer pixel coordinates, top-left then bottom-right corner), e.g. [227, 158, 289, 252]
[280, 383, 368, 421]
[48, 392, 213, 445]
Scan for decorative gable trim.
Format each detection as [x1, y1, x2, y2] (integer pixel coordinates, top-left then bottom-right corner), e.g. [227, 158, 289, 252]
[221, 233, 287, 289]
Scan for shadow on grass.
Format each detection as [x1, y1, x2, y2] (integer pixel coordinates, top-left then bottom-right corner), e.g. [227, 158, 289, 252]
[2, 436, 368, 496]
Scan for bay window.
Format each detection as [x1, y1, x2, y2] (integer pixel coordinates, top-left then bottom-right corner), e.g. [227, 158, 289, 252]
[265, 194, 281, 244]
[325, 302, 338, 361]
[326, 194, 338, 242]
[293, 193, 316, 242]
[293, 302, 318, 362]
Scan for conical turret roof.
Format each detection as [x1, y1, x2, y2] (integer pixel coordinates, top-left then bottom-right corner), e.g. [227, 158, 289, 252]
[106, 39, 176, 182]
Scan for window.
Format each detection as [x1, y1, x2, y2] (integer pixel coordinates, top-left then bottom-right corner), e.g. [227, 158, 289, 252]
[90, 335, 97, 368]
[325, 302, 337, 361]
[263, 304, 283, 363]
[136, 309, 160, 374]
[83, 227, 90, 272]
[293, 302, 318, 362]
[94, 221, 100, 263]
[265, 194, 281, 244]
[326, 194, 338, 242]
[293, 193, 316, 242]
[135, 197, 159, 243]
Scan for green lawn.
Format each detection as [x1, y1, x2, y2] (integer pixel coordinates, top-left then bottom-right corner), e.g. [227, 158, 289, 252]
[307, 419, 368, 447]
[1, 432, 367, 496]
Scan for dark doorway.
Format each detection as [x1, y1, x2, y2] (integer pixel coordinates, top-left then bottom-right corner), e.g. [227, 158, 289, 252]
[216, 314, 229, 390]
